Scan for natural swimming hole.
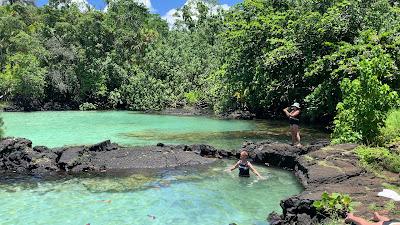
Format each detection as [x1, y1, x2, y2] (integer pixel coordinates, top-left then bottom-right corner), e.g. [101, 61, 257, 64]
[0, 161, 303, 225]
[0, 111, 315, 225]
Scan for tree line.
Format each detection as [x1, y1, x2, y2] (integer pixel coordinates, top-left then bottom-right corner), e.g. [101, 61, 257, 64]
[0, 0, 399, 144]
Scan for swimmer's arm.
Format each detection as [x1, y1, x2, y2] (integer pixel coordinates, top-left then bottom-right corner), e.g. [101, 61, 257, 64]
[229, 161, 240, 171]
[248, 162, 262, 177]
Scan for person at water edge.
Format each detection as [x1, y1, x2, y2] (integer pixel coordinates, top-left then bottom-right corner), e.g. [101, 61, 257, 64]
[283, 102, 301, 146]
[345, 212, 400, 225]
[227, 151, 263, 178]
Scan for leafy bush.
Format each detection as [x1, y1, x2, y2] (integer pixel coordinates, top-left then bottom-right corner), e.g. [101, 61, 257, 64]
[380, 109, 400, 144]
[108, 90, 124, 109]
[3, 53, 47, 107]
[313, 192, 353, 217]
[355, 146, 400, 173]
[79, 102, 97, 111]
[332, 58, 399, 145]
[120, 71, 167, 111]
[184, 91, 201, 106]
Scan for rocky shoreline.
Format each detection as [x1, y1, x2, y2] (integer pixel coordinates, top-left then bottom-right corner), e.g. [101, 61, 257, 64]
[238, 141, 399, 225]
[2, 102, 256, 120]
[0, 138, 221, 175]
[0, 137, 398, 224]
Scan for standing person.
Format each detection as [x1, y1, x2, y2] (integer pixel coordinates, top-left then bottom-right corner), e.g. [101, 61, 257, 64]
[283, 102, 301, 147]
[227, 151, 263, 178]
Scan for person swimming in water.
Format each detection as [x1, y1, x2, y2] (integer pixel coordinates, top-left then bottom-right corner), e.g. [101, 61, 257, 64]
[227, 151, 263, 178]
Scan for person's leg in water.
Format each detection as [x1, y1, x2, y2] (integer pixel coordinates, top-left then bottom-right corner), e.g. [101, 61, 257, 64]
[345, 213, 388, 225]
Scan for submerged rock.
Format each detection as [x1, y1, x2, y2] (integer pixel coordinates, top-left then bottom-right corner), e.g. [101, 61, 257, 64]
[81, 174, 158, 193]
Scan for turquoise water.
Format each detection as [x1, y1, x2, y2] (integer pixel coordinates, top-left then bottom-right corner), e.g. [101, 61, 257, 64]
[1, 111, 327, 149]
[0, 161, 303, 225]
[0, 111, 309, 225]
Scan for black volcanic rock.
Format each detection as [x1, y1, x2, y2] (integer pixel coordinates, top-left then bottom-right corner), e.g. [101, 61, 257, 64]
[0, 138, 217, 174]
[89, 140, 118, 152]
[240, 140, 398, 225]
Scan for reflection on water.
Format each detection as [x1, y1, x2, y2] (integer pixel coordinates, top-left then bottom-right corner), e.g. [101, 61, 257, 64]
[121, 120, 327, 149]
[0, 161, 303, 225]
[2, 111, 328, 149]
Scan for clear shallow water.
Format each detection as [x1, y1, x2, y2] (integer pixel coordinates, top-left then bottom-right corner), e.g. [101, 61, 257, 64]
[1, 111, 327, 149]
[0, 161, 303, 225]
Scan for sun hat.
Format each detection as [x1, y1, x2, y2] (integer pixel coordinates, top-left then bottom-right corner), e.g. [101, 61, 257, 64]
[291, 102, 300, 109]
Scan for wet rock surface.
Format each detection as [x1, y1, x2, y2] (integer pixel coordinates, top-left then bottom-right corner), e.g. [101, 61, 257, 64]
[147, 107, 213, 117]
[2, 102, 75, 112]
[238, 141, 399, 225]
[221, 110, 256, 120]
[0, 137, 217, 175]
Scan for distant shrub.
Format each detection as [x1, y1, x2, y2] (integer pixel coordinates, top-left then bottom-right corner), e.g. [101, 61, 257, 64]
[108, 91, 124, 109]
[120, 71, 167, 111]
[380, 109, 400, 144]
[184, 91, 201, 106]
[355, 146, 400, 173]
[79, 102, 97, 111]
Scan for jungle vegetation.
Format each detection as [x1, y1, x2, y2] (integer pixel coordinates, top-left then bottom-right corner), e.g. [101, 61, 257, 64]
[0, 0, 399, 144]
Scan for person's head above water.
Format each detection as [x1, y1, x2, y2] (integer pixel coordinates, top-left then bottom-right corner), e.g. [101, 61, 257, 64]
[240, 151, 249, 160]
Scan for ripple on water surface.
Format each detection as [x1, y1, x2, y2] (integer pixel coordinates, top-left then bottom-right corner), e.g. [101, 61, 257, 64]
[0, 161, 303, 225]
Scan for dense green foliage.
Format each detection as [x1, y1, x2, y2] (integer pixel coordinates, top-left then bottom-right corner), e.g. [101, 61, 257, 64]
[218, 0, 400, 120]
[380, 109, 400, 143]
[353, 110, 400, 175]
[0, 0, 224, 111]
[1, 0, 400, 144]
[313, 192, 353, 217]
[331, 58, 399, 144]
[355, 146, 400, 173]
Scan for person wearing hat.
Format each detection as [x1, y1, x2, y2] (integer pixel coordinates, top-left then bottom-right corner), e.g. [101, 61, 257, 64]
[283, 102, 301, 146]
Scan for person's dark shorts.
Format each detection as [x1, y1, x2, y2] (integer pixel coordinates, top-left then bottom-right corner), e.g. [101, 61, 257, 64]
[289, 117, 299, 125]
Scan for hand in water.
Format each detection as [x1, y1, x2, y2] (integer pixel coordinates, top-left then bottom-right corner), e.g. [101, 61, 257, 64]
[224, 168, 232, 173]
[257, 176, 267, 180]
